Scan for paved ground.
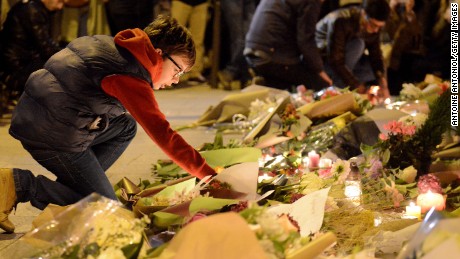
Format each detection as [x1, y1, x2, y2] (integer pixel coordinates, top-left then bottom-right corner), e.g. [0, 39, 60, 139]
[0, 84, 236, 255]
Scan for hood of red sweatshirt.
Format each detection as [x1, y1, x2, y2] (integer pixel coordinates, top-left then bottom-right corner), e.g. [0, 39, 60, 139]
[114, 28, 163, 84]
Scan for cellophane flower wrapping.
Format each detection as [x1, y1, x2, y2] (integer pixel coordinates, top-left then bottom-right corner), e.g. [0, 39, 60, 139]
[12, 193, 148, 259]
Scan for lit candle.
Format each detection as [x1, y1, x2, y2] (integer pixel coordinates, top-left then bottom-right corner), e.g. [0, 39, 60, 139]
[258, 173, 272, 183]
[318, 158, 332, 168]
[302, 157, 310, 168]
[344, 180, 362, 206]
[370, 85, 380, 95]
[374, 215, 382, 227]
[416, 191, 446, 213]
[368, 85, 381, 105]
[308, 151, 320, 168]
[405, 202, 421, 220]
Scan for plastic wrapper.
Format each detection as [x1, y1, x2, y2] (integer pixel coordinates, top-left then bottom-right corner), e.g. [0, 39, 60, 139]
[297, 93, 361, 120]
[11, 193, 147, 259]
[156, 212, 337, 259]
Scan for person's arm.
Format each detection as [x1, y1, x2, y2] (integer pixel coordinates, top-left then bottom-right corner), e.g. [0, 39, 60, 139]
[366, 35, 389, 98]
[297, 1, 324, 75]
[101, 74, 216, 179]
[327, 19, 361, 89]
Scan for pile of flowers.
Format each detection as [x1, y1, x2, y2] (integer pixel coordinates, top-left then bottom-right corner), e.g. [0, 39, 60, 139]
[229, 202, 308, 258]
[399, 81, 450, 102]
[17, 194, 149, 259]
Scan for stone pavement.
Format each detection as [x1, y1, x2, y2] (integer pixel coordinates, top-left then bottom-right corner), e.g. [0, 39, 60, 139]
[0, 84, 235, 255]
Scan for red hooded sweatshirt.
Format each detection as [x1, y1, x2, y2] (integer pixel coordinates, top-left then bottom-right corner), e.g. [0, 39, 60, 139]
[100, 28, 215, 179]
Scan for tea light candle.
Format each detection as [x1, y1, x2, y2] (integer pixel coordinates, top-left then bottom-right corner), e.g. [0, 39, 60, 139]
[308, 151, 320, 168]
[405, 202, 421, 220]
[344, 180, 362, 206]
[318, 158, 332, 168]
[369, 85, 380, 95]
[374, 215, 382, 226]
[416, 191, 446, 213]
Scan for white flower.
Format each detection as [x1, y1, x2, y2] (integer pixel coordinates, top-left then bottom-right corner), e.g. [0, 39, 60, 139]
[397, 166, 417, 183]
[248, 98, 278, 124]
[331, 159, 351, 184]
[300, 173, 325, 195]
[398, 113, 427, 129]
[400, 83, 423, 101]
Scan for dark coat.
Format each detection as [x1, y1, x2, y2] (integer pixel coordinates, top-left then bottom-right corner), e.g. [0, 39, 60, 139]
[0, 0, 60, 72]
[315, 6, 385, 88]
[245, 0, 324, 73]
[9, 35, 151, 152]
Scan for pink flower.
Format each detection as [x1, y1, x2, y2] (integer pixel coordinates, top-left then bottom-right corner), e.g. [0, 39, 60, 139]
[185, 212, 208, 225]
[402, 125, 416, 136]
[382, 121, 416, 136]
[384, 121, 404, 134]
[379, 133, 388, 140]
[318, 168, 333, 178]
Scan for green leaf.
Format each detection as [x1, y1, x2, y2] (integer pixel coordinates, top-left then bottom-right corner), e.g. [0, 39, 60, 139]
[200, 147, 262, 168]
[61, 244, 80, 259]
[448, 185, 460, 194]
[382, 149, 391, 165]
[152, 211, 184, 228]
[121, 237, 144, 259]
[189, 197, 238, 214]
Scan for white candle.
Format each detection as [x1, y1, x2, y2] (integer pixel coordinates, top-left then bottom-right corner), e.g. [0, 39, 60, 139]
[405, 202, 421, 220]
[344, 180, 362, 206]
[416, 191, 446, 213]
[370, 85, 380, 95]
[308, 151, 320, 168]
[318, 158, 332, 168]
[374, 215, 382, 226]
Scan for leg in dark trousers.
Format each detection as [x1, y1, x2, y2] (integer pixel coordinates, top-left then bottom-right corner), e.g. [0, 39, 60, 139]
[13, 114, 137, 210]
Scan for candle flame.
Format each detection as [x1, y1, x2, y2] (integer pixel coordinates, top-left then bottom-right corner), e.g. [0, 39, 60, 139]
[370, 85, 380, 95]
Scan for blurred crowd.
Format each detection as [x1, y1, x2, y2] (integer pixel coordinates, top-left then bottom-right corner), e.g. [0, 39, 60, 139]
[0, 0, 453, 115]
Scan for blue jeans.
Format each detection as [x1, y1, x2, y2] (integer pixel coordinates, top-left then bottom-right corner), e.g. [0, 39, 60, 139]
[325, 38, 376, 88]
[13, 114, 137, 210]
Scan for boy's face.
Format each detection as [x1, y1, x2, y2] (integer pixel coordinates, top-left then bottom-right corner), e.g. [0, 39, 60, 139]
[153, 54, 188, 90]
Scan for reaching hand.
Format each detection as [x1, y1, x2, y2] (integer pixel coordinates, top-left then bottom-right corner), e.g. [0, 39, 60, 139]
[319, 71, 333, 86]
[378, 77, 390, 99]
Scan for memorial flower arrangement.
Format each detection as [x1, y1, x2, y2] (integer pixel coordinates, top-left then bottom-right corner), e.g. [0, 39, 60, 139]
[369, 89, 451, 173]
[15, 194, 149, 259]
[279, 103, 302, 138]
[233, 202, 309, 258]
[399, 80, 450, 102]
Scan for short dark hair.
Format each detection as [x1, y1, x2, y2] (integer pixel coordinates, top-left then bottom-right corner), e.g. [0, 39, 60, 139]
[363, 0, 390, 22]
[143, 15, 196, 68]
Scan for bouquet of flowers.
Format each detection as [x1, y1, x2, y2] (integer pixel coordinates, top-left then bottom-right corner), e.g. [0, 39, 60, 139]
[369, 89, 451, 173]
[13, 193, 148, 259]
